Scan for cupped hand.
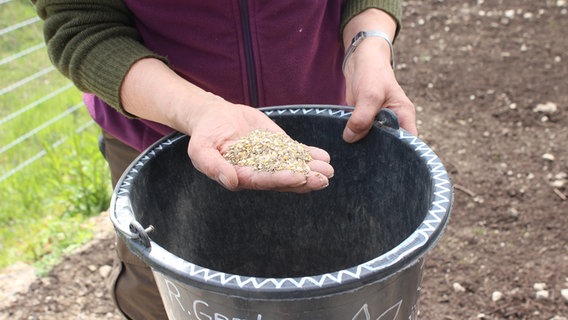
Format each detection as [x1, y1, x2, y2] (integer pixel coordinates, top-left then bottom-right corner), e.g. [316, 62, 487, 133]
[185, 102, 334, 193]
[120, 59, 333, 192]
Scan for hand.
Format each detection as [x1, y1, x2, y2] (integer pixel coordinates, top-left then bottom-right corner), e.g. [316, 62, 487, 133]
[343, 37, 417, 142]
[121, 59, 333, 193]
[342, 9, 417, 143]
[185, 102, 334, 193]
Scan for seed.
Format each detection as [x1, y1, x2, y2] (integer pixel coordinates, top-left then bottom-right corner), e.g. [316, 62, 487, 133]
[223, 130, 312, 174]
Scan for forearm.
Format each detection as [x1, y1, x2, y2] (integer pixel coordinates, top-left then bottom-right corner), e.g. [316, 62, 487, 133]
[120, 58, 227, 135]
[342, 9, 397, 50]
[33, 0, 165, 112]
[341, 2, 400, 70]
[341, 0, 401, 40]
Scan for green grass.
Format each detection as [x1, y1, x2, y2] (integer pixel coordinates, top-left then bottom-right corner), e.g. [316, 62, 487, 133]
[0, 0, 112, 271]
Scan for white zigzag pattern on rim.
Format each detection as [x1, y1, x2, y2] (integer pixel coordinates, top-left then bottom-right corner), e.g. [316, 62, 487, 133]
[114, 108, 451, 290]
[264, 108, 352, 119]
[187, 263, 367, 289]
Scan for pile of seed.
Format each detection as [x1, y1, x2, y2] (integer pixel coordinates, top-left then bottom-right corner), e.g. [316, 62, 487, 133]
[223, 130, 312, 174]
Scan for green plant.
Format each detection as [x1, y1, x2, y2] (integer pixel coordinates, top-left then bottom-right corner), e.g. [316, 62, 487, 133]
[0, 126, 112, 269]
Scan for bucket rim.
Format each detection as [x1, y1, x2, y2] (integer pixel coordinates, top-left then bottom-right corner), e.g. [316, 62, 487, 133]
[109, 104, 453, 298]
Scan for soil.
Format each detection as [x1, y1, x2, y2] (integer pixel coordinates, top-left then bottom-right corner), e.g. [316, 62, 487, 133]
[1, 0, 567, 319]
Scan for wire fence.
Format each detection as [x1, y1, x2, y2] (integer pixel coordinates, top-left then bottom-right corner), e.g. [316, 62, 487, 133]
[0, 16, 40, 36]
[0, 1, 95, 183]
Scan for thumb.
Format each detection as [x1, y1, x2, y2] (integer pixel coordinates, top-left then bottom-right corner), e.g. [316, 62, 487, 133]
[389, 104, 418, 136]
[188, 144, 239, 190]
[343, 102, 377, 143]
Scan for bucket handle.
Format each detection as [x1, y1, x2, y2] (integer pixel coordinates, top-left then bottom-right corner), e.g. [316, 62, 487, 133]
[129, 220, 154, 248]
[376, 108, 400, 130]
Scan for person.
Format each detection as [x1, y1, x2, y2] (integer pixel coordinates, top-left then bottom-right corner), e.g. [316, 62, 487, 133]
[33, 0, 417, 318]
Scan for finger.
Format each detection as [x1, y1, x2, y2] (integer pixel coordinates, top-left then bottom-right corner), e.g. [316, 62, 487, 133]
[306, 146, 331, 163]
[235, 167, 308, 190]
[188, 144, 240, 191]
[343, 103, 378, 143]
[308, 160, 334, 178]
[263, 171, 329, 194]
[305, 171, 330, 191]
[399, 114, 418, 136]
[290, 172, 329, 193]
[234, 166, 332, 193]
[389, 105, 418, 136]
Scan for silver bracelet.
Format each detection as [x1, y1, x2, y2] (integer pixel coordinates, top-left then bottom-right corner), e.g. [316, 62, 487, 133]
[342, 30, 395, 73]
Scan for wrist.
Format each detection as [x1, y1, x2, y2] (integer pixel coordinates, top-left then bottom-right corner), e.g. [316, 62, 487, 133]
[121, 58, 226, 135]
[181, 91, 229, 136]
[343, 8, 397, 48]
[343, 30, 395, 73]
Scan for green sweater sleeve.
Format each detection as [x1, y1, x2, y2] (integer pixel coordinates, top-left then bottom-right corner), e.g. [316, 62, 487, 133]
[340, 0, 402, 41]
[33, 0, 167, 115]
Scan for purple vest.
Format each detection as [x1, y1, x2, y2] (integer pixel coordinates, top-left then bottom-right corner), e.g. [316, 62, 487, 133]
[86, 0, 346, 151]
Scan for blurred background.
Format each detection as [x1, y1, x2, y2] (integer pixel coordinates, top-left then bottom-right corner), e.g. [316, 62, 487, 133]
[0, 0, 111, 274]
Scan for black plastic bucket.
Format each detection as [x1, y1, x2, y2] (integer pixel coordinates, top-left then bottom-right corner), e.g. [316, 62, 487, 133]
[110, 105, 452, 320]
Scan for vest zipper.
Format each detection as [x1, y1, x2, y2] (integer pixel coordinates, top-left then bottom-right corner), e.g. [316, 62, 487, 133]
[238, 0, 259, 107]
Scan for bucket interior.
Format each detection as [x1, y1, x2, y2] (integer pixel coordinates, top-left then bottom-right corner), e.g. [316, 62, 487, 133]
[128, 114, 432, 278]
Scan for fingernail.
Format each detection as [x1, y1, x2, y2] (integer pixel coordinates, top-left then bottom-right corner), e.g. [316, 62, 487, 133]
[218, 173, 229, 188]
[316, 173, 329, 190]
[292, 178, 308, 188]
[343, 127, 356, 143]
